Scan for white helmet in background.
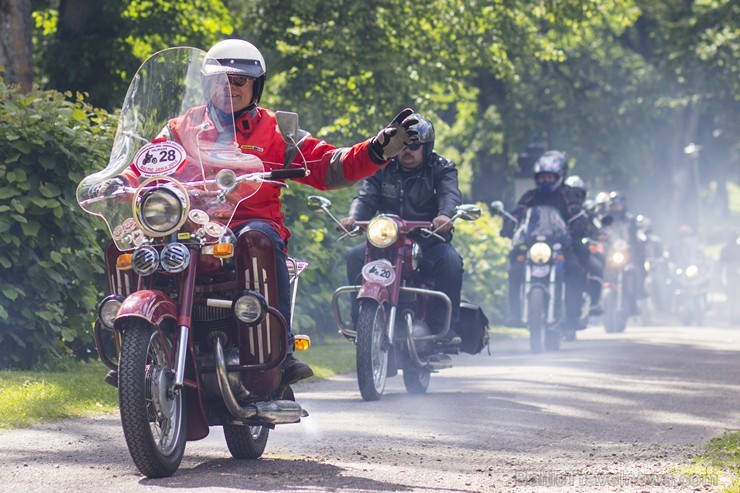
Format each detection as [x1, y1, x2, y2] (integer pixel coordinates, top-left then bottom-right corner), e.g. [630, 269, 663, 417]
[202, 39, 267, 108]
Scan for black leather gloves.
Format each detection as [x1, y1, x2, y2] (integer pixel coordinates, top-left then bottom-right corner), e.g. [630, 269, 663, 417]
[368, 108, 420, 164]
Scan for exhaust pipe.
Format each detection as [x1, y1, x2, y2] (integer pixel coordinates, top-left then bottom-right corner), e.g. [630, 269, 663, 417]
[214, 338, 306, 424]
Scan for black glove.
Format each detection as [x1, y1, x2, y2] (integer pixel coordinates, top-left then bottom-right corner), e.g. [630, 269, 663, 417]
[368, 108, 419, 164]
[89, 176, 127, 198]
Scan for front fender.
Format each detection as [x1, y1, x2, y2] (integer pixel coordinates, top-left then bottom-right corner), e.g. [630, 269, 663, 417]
[113, 289, 177, 331]
[358, 282, 390, 306]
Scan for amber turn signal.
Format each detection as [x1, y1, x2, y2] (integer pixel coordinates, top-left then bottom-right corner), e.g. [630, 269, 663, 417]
[213, 243, 234, 258]
[116, 253, 133, 270]
[294, 334, 311, 351]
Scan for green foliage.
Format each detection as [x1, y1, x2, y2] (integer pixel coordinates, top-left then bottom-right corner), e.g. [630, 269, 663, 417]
[0, 81, 115, 368]
[454, 209, 510, 321]
[34, 0, 236, 110]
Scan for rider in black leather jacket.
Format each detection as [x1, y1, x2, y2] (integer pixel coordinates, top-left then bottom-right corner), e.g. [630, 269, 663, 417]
[341, 113, 464, 345]
[500, 151, 588, 331]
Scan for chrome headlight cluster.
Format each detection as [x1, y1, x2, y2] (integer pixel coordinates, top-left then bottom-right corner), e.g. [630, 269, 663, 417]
[133, 178, 189, 237]
[131, 242, 191, 276]
[233, 291, 268, 325]
[529, 242, 552, 264]
[367, 216, 398, 248]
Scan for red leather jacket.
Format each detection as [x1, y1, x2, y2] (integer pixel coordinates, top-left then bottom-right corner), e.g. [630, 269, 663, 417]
[167, 106, 384, 242]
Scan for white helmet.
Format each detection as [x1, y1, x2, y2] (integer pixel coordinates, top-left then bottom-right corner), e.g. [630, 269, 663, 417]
[203, 39, 266, 108]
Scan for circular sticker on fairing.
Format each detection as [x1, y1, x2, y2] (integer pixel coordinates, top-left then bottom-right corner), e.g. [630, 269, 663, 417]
[133, 141, 186, 177]
[361, 259, 395, 286]
[203, 221, 225, 238]
[188, 209, 209, 225]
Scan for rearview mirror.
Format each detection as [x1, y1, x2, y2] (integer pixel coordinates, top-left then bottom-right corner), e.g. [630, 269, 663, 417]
[455, 204, 482, 221]
[306, 195, 332, 211]
[275, 111, 299, 145]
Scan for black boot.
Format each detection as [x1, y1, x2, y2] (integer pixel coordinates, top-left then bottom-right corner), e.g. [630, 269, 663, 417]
[281, 353, 314, 385]
[104, 370, 118, 388]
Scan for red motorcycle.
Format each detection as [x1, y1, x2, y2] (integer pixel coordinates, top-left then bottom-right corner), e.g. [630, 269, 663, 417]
[77, 47, 311, 478]
[308, 196, 486, 401]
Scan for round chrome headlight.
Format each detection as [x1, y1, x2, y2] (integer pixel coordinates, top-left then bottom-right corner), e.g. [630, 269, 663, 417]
[133, 178, 189, 237]
[98, 294, 124, 330]
[529, 242, 552, 264]
[367, 216, 398, 248]
[234, 291, 268, 325]
[610, 251, 626, 266]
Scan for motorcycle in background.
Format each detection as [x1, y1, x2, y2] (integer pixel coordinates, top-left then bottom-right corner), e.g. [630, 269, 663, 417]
[308, 196, 487, 401]
[77, 47, 311, 478]
[668, 253, 712, 326]
[599, 218, 638, 333]
[490, 201, 588, 353]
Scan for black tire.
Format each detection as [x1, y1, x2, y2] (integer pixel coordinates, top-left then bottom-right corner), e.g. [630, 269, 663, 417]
[356, 300, 389, 401]
[603, 287, 627, 333]
[119, 324, 187, 478]
[527, 289, 547, 354]
[403, 367, 430, 394]
[224, 425, 269, 459]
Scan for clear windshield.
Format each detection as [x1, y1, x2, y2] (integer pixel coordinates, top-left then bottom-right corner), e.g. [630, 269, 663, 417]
[513, 205, 571, 246]
[76, 47, 264, 251]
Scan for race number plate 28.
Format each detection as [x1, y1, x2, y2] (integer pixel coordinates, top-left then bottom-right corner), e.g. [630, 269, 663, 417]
[133, 141, 186, 177]
[361, 259, 395, 286]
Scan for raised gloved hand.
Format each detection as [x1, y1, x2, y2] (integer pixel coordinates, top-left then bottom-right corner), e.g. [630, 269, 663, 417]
[368, 108, 419, 164]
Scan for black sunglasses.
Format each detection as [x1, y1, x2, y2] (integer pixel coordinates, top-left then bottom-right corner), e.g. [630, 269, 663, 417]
[227, 75, 253, 87]
[405, 143, 423, 151]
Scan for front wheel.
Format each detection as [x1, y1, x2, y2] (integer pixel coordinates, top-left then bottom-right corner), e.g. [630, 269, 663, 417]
[356, 300, 389, 401]
[603, 286, 627, 333]
[118, 324, 187, 478]
[527, 289, 547, 354]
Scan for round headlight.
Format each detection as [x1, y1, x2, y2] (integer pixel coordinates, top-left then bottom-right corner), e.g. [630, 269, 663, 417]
[234, 291, 268, 325]
[529, 242, 552, 264]
[133, 178, 189, 237]
[98, 294, 124, 330]
[611, 251, 626, 266]
[685, 264, 700, 278]
[367, 216, 398, 248]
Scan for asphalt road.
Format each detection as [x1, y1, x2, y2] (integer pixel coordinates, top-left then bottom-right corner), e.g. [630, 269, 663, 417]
[1, 317, 738, 492]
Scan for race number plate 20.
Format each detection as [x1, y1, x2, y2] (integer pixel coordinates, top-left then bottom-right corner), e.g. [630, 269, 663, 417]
[133, 141, 186, 177]
[361, 259, 395, 286]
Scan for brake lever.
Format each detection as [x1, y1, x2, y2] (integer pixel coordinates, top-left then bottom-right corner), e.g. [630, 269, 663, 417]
[419, 228, 446, 242]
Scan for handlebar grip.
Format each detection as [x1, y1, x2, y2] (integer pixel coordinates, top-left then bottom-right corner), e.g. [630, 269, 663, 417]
[270, 168, 308, 180]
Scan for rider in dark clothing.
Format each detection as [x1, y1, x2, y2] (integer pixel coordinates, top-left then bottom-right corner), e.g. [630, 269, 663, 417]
[500, 150, 588, 330]
[565, 175, 605, 314]
[340, 113, 464, 345]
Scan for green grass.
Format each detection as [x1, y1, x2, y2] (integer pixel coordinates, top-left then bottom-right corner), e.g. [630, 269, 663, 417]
[674, 431, 740, 492]
[0, 360, 118, 430]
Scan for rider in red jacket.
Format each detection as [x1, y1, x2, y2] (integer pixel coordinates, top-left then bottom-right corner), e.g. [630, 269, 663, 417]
[184, 39, 419, 385]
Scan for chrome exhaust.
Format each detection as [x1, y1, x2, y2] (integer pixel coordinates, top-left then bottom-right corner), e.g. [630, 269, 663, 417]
[214, 337, 306, 424]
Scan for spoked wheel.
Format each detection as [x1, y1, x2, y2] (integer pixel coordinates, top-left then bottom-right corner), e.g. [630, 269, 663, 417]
[403, 367, 431, 394]
[527, 290, 547, 354]
[119, 324, 187, 478]
[224, 424, 269, 459]
[356, 300, 389, 401]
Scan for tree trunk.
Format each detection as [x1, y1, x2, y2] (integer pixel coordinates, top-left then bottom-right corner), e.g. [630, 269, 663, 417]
[0, 0, 33, 92]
